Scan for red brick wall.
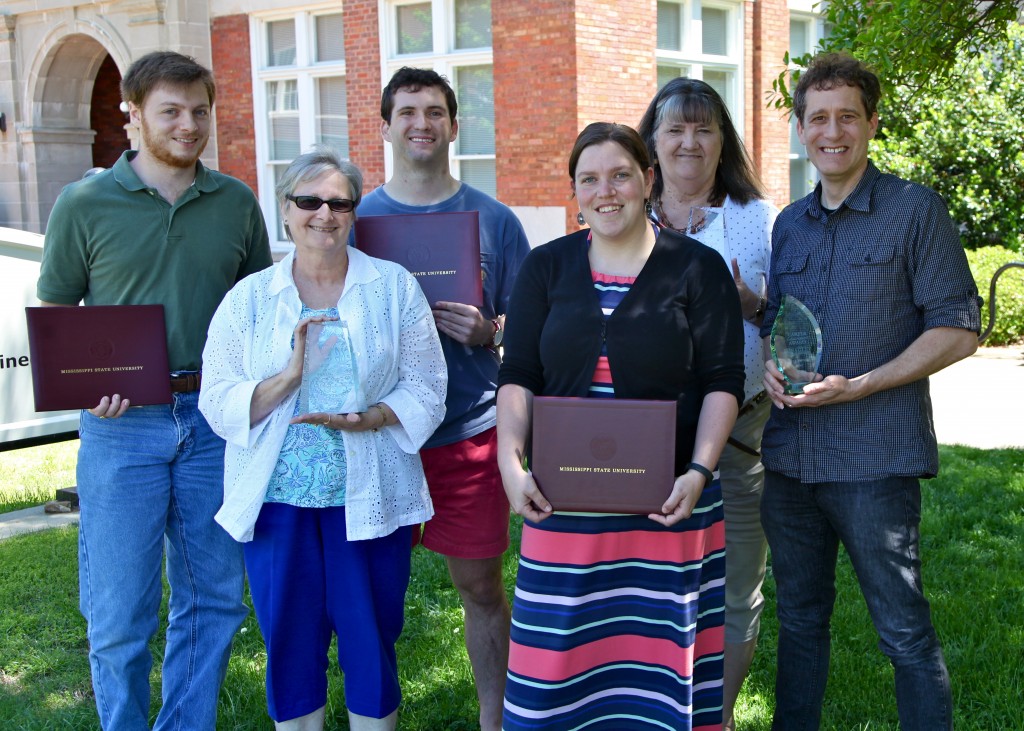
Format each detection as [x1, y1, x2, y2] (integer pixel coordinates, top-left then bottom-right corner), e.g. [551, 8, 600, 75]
[751, 0, 791, 208]
[494, 0, 657, 233]
[90, 54, 129, 169]
[211, 14, 259, 194]
[576, 0, 656, 231]
[204, 1, 794, 217]
[493, 0, 579, 229]
[345, 0, 386, 191]
[576, 0, 656, 131]
[743, 0, 755, 159]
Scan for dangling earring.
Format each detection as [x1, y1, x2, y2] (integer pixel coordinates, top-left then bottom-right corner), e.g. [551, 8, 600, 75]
[644, 199, 653, 218]
[576, 211, 586, 226]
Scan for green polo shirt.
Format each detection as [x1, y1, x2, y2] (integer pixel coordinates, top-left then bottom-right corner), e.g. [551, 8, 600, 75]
[38, 151, 272, 371]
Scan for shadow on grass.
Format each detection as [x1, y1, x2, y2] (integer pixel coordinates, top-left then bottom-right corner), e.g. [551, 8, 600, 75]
[737, 445, 1024, 731]
[1, 447, 1020, 729]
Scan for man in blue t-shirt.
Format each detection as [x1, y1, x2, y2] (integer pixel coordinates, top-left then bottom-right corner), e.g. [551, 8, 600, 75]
[356, 67, 529, 731]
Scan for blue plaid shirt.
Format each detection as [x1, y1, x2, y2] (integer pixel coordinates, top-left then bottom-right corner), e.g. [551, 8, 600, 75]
[760, 161, 981, 482]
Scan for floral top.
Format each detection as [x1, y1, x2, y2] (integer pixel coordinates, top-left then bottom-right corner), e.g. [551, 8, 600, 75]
[265, 306, 349, 507]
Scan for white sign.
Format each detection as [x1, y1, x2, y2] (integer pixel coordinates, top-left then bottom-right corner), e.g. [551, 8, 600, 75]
[0, 227, 79, 448]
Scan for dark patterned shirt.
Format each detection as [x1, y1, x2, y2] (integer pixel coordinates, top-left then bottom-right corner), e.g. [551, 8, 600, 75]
[759, 161, 981, 482]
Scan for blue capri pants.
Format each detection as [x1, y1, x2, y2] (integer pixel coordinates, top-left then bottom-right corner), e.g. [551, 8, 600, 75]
[243, 503, 412, 722]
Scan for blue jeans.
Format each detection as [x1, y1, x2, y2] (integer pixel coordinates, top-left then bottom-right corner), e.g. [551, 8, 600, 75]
[77, 392, 247, 730]
[761, 471, 951, 730]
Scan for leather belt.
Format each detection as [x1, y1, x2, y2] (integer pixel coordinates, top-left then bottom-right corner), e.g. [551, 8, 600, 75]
[727, 390, 770, 458]
[737, 389, 768, 418]
[169, 371, 202, 393]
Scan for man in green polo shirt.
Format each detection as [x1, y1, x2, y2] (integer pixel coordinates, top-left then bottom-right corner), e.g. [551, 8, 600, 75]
[37, 51, 271, 730]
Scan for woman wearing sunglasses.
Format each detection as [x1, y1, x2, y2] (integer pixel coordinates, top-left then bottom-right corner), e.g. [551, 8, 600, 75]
[199, 144, 447, 730]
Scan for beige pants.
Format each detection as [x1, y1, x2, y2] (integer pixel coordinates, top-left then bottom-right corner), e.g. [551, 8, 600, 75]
[719, 397, 771, 643]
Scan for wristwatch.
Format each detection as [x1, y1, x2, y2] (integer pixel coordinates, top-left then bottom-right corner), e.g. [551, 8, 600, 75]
[746, 296, 766, 323]
[486, 319, 503, 349]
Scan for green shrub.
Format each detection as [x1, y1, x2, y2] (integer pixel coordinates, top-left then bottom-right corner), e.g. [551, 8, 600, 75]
[967, 246, 1024, 346]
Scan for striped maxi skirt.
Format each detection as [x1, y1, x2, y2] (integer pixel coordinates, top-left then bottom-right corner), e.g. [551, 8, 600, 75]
[503, 481, 725, 731]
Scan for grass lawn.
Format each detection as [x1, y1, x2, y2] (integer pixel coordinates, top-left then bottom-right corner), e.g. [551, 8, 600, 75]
[1, 441, 1022, 729]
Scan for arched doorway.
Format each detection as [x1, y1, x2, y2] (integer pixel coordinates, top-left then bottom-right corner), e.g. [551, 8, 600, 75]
[89, 54, 129, 170]
[24, 33, 128, 231]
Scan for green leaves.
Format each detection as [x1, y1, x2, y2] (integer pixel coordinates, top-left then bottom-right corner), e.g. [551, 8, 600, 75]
[770, 0, 1020, 112]
[774, 3, 1024, 258]
[872, 24, 1024, 252]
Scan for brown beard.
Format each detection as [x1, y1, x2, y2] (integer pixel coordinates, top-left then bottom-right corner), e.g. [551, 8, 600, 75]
[139, 119, 209, 169]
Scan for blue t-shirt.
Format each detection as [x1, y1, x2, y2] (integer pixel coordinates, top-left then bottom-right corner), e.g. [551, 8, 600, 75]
[355, 183, 530, 448]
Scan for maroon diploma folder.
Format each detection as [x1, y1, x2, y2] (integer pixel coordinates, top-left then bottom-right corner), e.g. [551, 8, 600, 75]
[531, 397, 678, 513]
[355, 211, 483, 307]
[25, 305, 172, 411]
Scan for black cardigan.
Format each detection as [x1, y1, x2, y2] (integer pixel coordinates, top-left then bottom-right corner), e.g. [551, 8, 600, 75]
[498, 228, 745, 473]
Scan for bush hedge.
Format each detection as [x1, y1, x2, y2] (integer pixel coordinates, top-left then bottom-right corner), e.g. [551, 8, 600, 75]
[967, 246, 1024, 346]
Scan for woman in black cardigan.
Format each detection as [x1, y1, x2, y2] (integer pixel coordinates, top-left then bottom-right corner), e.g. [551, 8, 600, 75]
[496, 122, 744, 730]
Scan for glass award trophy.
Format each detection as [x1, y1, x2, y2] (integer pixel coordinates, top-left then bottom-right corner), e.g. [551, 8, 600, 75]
[770, 295, 823, 395]
[299, 320, 367, 415]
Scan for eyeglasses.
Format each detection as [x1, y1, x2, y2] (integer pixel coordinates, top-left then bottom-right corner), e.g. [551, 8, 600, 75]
[286, 195, 356, 213]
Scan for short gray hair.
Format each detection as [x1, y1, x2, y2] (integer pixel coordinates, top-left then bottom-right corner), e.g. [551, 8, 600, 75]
[275, 144, 364, 209]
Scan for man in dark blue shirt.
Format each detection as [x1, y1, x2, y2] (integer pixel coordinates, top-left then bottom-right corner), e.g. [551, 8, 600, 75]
[759, 52, 980, 730]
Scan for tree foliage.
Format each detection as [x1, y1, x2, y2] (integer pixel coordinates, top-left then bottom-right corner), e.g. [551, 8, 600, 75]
[771, 0, 1022, 113]
[872, 23, 1024, 251]
[771, 1, 1024, 253]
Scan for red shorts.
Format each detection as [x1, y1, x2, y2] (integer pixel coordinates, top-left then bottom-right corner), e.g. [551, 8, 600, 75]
[418, 426, 510, 560]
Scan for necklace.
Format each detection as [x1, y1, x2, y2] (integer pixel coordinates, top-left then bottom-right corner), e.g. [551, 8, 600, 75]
[653, 195, 722, 235]
[652, 198, 685, 233]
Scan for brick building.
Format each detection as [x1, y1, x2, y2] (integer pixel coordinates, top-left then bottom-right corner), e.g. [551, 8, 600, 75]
[0, 0, 823, 249]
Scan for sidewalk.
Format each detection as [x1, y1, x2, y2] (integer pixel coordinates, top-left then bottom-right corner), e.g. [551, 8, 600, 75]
[929, 345, 1023, 449]
[1, 346, 1021, 542]
[0, 503, 80, 541]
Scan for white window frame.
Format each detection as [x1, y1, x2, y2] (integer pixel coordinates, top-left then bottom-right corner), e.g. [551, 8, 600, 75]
[379, 0, 495, 190]
[787, 8, 827, 201]
[656, 0, 745, 138]
[252, 6, 349, 251]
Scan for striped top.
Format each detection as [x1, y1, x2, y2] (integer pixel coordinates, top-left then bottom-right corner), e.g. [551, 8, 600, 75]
[588, 271, 635, 399]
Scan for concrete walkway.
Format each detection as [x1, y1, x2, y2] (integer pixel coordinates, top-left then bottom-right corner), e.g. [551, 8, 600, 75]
[930, 346, 1023, 449]
[0, 503, 81, 541]
[1, 346, 1021, 542]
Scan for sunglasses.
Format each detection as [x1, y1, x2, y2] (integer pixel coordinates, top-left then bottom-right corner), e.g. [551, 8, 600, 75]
[287, 195, 356, 213]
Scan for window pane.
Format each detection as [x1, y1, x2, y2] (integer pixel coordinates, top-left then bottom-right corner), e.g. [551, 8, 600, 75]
[397, 3, 433, 54]
[267, 80, 300, 161]
[657, 65, 690, 90]
[317, 14, 345, 62]
[317, 77, 350, 157]
[789, 19, 809, 58]
[790, 113, 803, 154]
[703, 69, 729, 104]
[700, 69, 733, 104]
[702, 7, 728, 56]
[267, 19, 297, 66]
[459, 159, 496, 198]
[455, 0, 492, 49]
[273, 164, 291, 240]
[456, 65, 495, 156]
[657, 2, 681, 51]
[790, 158, 814, 202]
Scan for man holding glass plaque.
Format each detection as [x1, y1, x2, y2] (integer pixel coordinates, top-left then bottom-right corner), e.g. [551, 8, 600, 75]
[355, 67, 530, 731]
[759, 53, 980, 730]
